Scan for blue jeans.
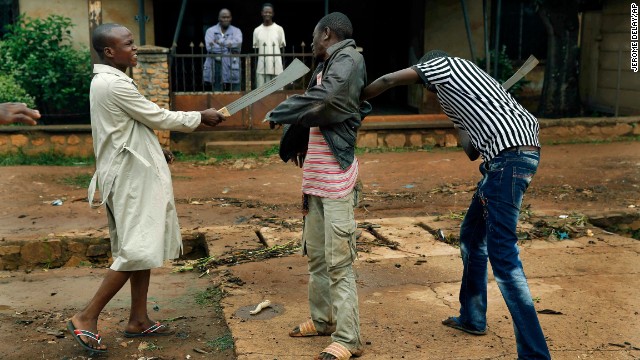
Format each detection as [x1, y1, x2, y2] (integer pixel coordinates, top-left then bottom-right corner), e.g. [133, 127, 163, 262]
[455, 149, 551, 359]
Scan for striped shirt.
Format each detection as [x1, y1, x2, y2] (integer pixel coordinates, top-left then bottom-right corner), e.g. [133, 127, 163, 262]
[412, 57, 540, 161]
[302, 127, 359, 199]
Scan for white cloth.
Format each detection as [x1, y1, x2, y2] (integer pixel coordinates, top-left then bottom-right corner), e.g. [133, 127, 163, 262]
[88, 64, 201, 271]
[252, 23, 286, 75]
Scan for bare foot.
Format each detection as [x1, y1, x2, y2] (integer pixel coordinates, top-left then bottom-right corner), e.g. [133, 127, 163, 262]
[69, 314, 107, 351]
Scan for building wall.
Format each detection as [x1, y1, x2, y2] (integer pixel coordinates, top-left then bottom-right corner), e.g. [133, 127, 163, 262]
[424, 0, 487, 61]
[18, 0, 155, 48]
[419, 0, 489, 113]
[580, 0, 640, 115]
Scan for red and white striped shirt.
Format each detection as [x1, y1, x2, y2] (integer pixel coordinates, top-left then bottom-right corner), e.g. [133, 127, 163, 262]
[302, 127, 359, 199]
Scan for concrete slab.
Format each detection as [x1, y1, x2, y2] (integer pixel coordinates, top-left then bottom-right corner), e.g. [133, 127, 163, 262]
[206, 140, 280, 155]
[220, 217, 640, 359]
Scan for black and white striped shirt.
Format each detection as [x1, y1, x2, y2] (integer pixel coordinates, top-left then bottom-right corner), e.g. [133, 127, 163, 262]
[412, 57, 540, 161]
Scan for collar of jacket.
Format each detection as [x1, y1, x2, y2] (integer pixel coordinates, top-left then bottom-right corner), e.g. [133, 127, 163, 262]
[93, 64, 135, 85]
[325, 39, 356, 60]
[213, 24, 238, 34]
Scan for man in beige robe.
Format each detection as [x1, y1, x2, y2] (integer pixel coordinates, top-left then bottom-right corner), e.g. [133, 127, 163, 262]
[67, 23, 226, 354]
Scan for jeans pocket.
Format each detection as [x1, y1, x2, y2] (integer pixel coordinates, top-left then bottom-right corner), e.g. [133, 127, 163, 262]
[329, 219, 356, 269]
[512, 166, 536, 207]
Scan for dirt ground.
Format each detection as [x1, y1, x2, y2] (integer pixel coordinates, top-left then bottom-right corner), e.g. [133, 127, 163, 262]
[0, 141, 639, 359]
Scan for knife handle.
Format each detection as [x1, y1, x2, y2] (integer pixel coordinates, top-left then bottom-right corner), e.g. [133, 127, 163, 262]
[219, 107, 230, 117]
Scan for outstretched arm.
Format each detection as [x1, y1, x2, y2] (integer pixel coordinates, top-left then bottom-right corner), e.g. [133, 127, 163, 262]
[360, 68, 421, 102]
[204, 28, 215, 52]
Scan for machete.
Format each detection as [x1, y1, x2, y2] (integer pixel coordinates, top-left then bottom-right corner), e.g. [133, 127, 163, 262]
[218, 58, 310, 117]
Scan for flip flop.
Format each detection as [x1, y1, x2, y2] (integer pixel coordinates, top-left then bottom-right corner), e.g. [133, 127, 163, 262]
[67, 320, 107, 354]
[441, 317, 486, 335]
[123, 321, 174, 338]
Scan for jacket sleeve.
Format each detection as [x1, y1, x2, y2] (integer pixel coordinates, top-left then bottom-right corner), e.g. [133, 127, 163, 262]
[267, 52, 361, 127]
[109, 79, 201, 132]
[227, 27, 243, 52]
[205, 28, 214, 52]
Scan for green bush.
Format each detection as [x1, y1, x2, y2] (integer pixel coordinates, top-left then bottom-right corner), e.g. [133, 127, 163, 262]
[0, 14, 92, 121]
[0, 74, 36, 108]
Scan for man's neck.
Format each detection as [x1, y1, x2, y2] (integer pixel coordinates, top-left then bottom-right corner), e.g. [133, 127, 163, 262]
[103, 60, 127, 74]
[262, 20, 273, 26]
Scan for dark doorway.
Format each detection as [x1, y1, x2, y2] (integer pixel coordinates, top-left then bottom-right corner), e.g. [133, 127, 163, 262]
[0, 0, 19, 37]
[492, 0, 547, 62]
[153, 0, 422, 114]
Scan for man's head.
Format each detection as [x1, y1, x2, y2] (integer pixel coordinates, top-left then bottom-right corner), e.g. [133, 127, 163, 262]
[419, 50, 449, 64]
[218, 9, 232, 29]
[312, 12, 352, 61]
[261, 3, 274, 25]
[419, 50, 449, 93]
[92, 23, 137, 72]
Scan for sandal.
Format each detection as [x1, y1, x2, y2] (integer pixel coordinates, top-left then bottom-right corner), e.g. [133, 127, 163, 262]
[123, 321, 175, 338]
[315, 342, 363, 360]
[67, 320, 107, 354]
[289, 319, 332, 337]
[442, 316, 486, 335]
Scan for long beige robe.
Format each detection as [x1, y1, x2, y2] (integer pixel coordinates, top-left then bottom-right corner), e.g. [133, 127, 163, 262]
[88, 64, 201, 271]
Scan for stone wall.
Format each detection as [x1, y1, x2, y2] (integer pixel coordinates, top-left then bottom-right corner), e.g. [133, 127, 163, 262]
[356, 116, 640, 149]
[0, 232, 206, 271]
[0, 125, 93, 156]
[132, 45, 172, 148]
[1, 117, 638, 157]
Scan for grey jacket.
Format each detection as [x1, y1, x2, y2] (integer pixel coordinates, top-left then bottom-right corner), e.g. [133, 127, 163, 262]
[266, 39, 371, 169]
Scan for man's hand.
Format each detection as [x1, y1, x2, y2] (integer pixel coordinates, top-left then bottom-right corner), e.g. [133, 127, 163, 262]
[199, 108, 226, 128]
[291, 152, 306, 168]
[162, 148, 175, 164]
[0, 103, 40, 125]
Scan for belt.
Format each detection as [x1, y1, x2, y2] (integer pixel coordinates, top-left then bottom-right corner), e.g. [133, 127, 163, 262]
[501, 145, 539, 153]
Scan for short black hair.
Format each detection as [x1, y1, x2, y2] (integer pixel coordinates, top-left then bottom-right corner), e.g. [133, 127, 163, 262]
[262, 3, 273, 11]
[419, 50, 449, 64]
[92, 23, 124, 59]
[316, 12, 352, 40]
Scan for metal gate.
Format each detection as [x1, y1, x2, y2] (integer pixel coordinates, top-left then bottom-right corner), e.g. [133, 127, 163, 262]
[169, 50, 314, 130]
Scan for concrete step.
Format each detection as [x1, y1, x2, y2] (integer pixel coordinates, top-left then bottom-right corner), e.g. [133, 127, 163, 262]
[3, 213, 637, 271]
[205, 140, 280, 155]
[172, 129, 282, 154]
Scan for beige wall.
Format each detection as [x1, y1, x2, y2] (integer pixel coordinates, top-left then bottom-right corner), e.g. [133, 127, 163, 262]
[580, 0, 640, 115]
[18, 0, 155, 48]
[416, 1, 488, 112]
[424, 0, 488, 61]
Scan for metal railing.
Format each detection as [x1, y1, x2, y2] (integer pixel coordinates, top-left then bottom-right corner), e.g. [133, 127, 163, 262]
[169, 43, 315, 93]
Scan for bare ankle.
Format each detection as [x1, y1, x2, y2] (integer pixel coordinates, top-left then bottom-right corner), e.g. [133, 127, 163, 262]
[75, 312, 99, 323]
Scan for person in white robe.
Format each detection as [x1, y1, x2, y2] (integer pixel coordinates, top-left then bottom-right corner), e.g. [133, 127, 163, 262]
[66, 23, 225, 354]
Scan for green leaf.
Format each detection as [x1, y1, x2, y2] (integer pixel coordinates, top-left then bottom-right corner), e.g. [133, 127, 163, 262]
[1, 14, 90, 115]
